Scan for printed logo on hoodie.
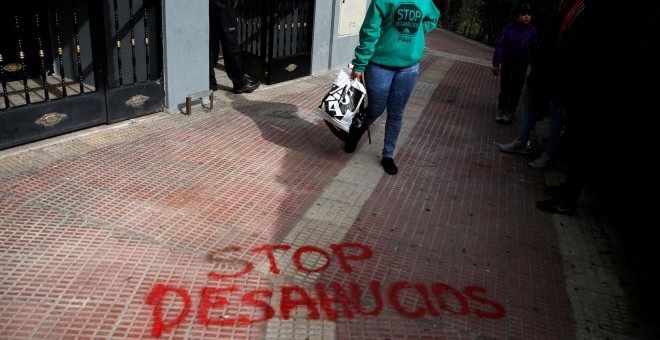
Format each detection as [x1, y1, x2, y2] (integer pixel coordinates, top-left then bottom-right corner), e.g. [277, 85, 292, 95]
[393, 3, 422, 37]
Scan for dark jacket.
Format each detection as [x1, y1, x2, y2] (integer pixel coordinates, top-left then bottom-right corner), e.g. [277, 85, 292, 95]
[528, 0, 615, 111]
[492, 21, 538, 68]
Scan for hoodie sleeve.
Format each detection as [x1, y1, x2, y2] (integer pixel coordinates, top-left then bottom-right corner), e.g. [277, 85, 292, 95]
[351, 1, 385, 72]
[492, 26, 508, 68]
[422, 2, 441, 33]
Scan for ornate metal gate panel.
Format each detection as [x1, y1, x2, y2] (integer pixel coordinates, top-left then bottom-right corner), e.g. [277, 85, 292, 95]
[0, 0, 163, 150]
[102, 0, 163, 123]
[237, 0, 314, 85]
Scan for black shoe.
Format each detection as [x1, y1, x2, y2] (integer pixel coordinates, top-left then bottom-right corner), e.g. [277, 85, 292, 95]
[233, 79, 260, 94]
[344, 124, 368, 153]
[381, 157, 398, 175]
[536, 198, 576, 215]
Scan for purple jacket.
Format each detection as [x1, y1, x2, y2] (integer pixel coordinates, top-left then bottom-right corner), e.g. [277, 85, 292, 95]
[492, 21, 538, 68]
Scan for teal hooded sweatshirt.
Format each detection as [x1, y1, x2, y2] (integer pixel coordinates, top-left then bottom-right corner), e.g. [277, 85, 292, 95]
[352, 0, 441, 72]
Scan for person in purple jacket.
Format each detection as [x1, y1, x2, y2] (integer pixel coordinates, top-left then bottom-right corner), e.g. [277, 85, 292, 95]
[491, 2, 538, 124]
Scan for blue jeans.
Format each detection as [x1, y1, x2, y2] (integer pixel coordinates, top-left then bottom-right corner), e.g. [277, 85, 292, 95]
[518, 85, 564, 158]
[364, 62, 419, 158]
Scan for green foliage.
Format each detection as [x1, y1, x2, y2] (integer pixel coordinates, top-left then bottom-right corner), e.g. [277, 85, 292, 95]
[437, 0, 564, 46]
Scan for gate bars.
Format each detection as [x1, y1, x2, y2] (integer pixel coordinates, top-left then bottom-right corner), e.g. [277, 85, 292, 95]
[0, 1, 86, 110]
[237, 0, 314, 85]
[0, 0, 158, 110]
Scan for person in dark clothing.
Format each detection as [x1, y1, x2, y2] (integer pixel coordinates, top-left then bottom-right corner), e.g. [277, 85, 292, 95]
[533, 0, 618, 215]
[491, 2, 538, 124]
[209, 0, 260, 94]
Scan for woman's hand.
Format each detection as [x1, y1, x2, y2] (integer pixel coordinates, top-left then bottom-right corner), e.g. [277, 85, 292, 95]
[351, 69, 365, 83]
[491, 67, 499, 76]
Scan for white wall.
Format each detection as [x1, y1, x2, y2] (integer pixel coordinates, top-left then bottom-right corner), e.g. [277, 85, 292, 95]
[311, 0, 366, 75]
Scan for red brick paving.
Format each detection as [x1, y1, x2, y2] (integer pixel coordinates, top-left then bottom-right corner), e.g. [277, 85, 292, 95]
[1, 28, 630, 339]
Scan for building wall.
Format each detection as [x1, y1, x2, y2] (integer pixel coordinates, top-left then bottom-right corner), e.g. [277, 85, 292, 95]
[160, 0, 369, 112]
[161, 0, 208, 113]
[311, 0, 366, 76]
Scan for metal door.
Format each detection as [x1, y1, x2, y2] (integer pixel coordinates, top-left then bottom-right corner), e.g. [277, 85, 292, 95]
[237, 0, 315, 85]
[0, 0, 163, 150]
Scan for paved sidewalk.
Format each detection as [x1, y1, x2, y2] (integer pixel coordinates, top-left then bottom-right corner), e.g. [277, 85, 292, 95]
[1, 28, 657, 339]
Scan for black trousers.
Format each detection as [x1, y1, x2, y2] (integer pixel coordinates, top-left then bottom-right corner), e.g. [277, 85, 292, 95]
[209, 5, 245, 87]
[497, 63, 527, 114]
[558, 107, 611, 207]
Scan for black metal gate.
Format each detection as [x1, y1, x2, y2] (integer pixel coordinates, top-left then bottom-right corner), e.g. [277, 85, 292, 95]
[237, 0, 314, 85]
[0, 0, 163, 150]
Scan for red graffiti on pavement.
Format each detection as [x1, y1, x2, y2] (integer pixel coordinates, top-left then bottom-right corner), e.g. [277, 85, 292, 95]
[146, 243, 505, 338]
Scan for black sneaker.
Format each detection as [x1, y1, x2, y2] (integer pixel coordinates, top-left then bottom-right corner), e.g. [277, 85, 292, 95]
[536, 198, 576, 215]
[344, 124, 367, 153]
[381, 157, 398, 175]
[233, 79, 260, 94]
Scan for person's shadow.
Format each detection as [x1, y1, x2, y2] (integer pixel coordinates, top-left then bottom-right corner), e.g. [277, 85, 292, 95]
[224, 94, 352, 241]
